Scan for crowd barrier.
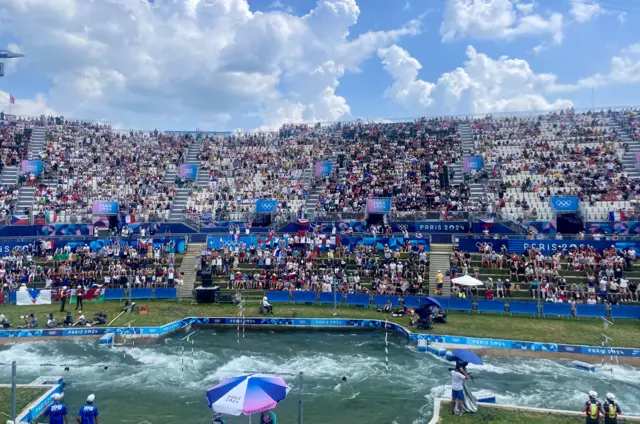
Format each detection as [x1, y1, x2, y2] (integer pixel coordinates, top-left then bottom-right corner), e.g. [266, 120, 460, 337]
[1, 317, 638, 358]
[260, 292, 640, 319]
[5, 287, 178, 304]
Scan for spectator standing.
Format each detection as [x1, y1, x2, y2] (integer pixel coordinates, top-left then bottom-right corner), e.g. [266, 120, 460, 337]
[77, 394, 99, 424]
[604, 393, 621, 424]
[582, 391, 603, 424]
[44, 393, 69, 424]
[450, 365, 468, 416]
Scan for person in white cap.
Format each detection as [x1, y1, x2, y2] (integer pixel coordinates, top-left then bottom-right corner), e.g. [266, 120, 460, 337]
[44, 392, 68, 424]
[582, 390, 603, 424]
[604, 393, 621, 424]
[77, 394, 99, 424]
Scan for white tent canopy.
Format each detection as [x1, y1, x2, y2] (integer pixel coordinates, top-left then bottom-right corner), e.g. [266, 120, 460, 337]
[451, 275, 484, 286]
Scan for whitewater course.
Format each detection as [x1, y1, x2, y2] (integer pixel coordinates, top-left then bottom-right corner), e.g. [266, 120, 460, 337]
[1, 318, 640, 424]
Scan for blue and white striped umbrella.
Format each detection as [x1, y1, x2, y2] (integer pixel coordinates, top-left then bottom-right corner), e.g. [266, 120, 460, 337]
[206, 373, 291, 416]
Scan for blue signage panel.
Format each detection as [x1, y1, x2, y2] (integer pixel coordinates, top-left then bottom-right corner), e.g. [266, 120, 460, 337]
[21, 160, 43, 176]
[550, 196, 579, 211]
[458, 238, 509, 253]
[255, 199, 278, 213]
[459, 238, 640, 254]
[92, 201, 119, 215]
[315, 161, 333, 176]
[463, 156, 483, 173]
[179, 164, 198, 180]
[367, 198, 391, 213]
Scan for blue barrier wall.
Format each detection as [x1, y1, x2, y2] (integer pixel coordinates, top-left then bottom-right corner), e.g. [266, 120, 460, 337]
[458, 237, 640, 254]
[1, 317, 638, 358]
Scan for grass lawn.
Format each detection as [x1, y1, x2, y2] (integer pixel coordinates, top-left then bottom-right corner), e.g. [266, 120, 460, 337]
[0, 387, 46, 423]
[1, 300, 638, 347]
[437, 403, 585, 424]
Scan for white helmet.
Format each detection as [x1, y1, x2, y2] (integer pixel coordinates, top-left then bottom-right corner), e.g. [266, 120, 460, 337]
[52, 393, 62, 401]
[606, 393, 616, 401]
[87, 394, 95, 403]
[589, 391, 598, 398]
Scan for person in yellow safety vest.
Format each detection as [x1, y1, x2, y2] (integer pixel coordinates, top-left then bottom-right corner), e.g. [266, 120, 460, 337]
[582, 391, 604, 424]
[604, 393, 622, 424]
[435, 271, 444, 295]
[457, 290, 466, 299]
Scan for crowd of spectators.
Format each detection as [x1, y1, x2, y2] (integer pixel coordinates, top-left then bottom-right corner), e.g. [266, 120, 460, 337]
[0, 239, 182, 292]
[315, 118, 469, 215]
[198, 230, 429, 296]
[186, 128, 330, 220]
[469, 109, 640, 221]
[452, 243, 639, 304]
[32, 124, 189, 222]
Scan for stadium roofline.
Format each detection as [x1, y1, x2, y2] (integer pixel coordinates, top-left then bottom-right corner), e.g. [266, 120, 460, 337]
[0, 49, 25, 59]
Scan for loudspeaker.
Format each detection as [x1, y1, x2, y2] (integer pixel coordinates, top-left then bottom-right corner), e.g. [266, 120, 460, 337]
[201, 274, 213, 288]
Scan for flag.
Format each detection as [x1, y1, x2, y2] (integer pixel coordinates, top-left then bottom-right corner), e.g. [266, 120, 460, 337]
[11, 215, 30, 225]
[10, 94, 15, 105]
[125, 214, 136, 224]
[44, 210, 57, 223]
[609, 211, 625, 222]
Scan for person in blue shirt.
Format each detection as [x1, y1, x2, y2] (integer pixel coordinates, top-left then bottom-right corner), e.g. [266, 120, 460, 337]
[259, 410, 277, 424]
[76, 394, 99, 424]
[44, 393, 68, 424]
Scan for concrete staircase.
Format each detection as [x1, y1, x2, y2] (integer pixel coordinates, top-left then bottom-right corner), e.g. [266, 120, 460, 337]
[303, 152, 344, 216]
[429, 244, 453, 297]
[16, 186, 36, 214]
[167, 141, 202, 222]
[0, 166, 18, 186]
[196, 167, 209, 188]
[178, 246, 200, 298]
[615, 121, 640, 179]
[28, 127, 45, 159]
[459, 122, 474, 156]
[167, 188, 191, 222]
[162, 167, 176, 185]
[469, 183, 486, 203]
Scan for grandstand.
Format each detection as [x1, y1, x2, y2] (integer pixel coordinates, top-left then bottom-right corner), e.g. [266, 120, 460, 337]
[0, 108, 640, 311]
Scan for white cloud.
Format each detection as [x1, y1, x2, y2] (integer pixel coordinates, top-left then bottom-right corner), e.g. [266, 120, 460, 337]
[0, 90, 58, 117]
[269, 0, 293, 14]
[570, 1, 601, 23]
[0, 0, 419, 129]
[577, 44, 640, 88]
[378, 44, 573, 115]
[618, 12, 627, 24]
[440, 0, 564, 44]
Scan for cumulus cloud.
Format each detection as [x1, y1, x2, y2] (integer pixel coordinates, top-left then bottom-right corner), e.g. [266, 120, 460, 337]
[577, 43, 640, 88]
[440, 0, 564, 44]
[0, 0, 419, 129]
[0, 90, 58, 117]
[570, 1, 601, 23]
[378, 44, 573, 115]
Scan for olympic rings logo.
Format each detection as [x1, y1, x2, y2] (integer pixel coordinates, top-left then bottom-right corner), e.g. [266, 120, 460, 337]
[554, 200, 573, 208]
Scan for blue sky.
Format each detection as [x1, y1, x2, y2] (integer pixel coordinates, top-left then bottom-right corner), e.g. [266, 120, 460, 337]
[0, 0, 639, 131]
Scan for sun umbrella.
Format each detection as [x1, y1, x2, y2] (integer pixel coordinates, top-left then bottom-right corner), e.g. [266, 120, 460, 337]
[422, 296, 442, 309]
[451, 275, 484, 286]
[206, 373, 291, 416]
[452, 349, 484, 365]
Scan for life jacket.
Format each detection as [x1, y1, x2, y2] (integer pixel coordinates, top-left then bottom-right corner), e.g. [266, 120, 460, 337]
[586, 400, 600, 419]
[605, 402, 617, 418]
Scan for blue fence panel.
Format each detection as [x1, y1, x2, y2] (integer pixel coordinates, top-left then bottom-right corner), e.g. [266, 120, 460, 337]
[104, 289, 125, 300]
[575, 304, 606, 318]
[373, 295, 399, 307]
[509, 301, 538, 316]
[447, 298, 473, 312]
[430, 296, 450, 310]
[155, 288, 177, 299]
[319, 292, 343, 305]
[130, 288, 154, 300]
[265, 291, 290, 303]
[477, 300, 506, 313]
[610, 305, 640, 320]
[346, 293, 371, 307]
[293, 291, 316, 303]
[403, 296, 421, 308]
[543, 303, 572, 317]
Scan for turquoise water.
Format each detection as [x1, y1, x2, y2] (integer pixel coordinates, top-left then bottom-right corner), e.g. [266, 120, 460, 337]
[0, 330, 639, 423]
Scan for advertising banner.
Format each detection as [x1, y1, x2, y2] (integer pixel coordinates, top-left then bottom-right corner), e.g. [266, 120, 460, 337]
[459, 237, 640, 254]
[315, 161, 333, 176]
[16, 288, 52, 305]
[550, 196, 579, 211]
[92, 201, 119, 215]
[366, 198, 391, 213]
[462, 156, 483, 173]
[255, 199, 278, 213]
[179, 163, 198, 180]
[21, 160, 43, 176]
